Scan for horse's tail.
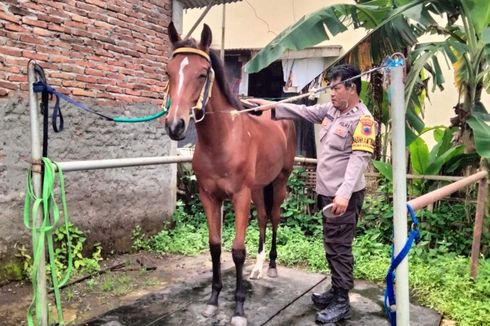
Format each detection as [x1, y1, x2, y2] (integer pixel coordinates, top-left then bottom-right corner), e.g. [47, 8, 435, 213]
[263, 183, 274, 218]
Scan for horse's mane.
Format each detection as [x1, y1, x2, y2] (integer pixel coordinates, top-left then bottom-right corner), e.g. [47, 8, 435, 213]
[172, 39, 243, 110]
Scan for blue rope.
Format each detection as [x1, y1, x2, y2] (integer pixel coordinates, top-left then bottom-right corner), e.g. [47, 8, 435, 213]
[384, 203, 421, 326]
[32, 81, 167, 131]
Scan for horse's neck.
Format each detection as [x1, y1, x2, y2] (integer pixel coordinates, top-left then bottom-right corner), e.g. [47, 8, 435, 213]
[195, 91, 243, 153]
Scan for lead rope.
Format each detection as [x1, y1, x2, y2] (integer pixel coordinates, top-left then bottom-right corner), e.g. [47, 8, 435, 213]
[25, 158, 74, 326]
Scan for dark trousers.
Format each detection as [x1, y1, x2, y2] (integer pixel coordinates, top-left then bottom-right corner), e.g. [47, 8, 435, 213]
[317, 190, 365, 290]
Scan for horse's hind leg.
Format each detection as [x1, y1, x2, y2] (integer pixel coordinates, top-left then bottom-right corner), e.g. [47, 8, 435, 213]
[250, 187, 268, 280]
[268, 176, 288, 278]
[199, 191, 223, 318]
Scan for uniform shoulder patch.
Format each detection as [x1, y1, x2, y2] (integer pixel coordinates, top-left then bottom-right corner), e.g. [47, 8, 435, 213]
[352, 115, 376, 153]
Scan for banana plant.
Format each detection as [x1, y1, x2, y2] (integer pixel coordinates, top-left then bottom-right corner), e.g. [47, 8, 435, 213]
[244, 0, 490, 161]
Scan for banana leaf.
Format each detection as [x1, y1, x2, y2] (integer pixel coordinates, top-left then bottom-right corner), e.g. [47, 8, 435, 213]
[467, 115, 490, 160]
[372, 160, 393, 181]
[244, 0, 427, 74]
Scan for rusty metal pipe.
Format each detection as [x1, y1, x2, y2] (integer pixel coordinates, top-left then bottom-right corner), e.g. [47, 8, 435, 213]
[408, 171, 487, 211]
[470, 175, 488, 279]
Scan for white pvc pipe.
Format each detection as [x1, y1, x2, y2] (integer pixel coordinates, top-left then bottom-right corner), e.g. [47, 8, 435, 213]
[391, 65, 409, 326]
[54, 156, 319, 172]
[56, 155, 193, 172]
[28, 63, 48, 326]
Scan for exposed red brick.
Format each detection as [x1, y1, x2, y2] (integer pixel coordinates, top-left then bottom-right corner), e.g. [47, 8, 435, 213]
[0, 88, 9, 97]
[85, 68, 105, 77]
[70, 13, 90, 23]
[76, 75, 98, 83]
[0, 11, 20, 23]
[62, 80, 86, 88]
[85, 0, 107, 9]
[5, 23, 27, 32]
[22, 50, 49, 61]
[8, 75, 27, 82]
[72, 88, 95, 97]
[0, 80, 18, 90]
[22, 17, 48, 28]
[0, 46, 22, 57]
[4, 56, 29, 65]
[19, 34, 44, 45]
[38, 14, 64, 24]
[0, 0, 171, 102]
[50, 72, 77, 80]
[105, 85, 123, 94]
[36, 45, 63, 55]
[32, 27, 54, 37]
[96, 77, 117, 86]
[47, 23, 64, 33]
[125, 89, 142, 96]
[60, 65, 86, 74]
[2, 66, 22, 74]
[94, 20, 113, 30]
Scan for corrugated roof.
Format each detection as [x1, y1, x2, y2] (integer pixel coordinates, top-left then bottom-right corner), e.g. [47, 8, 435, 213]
[178, 0, 243, 9]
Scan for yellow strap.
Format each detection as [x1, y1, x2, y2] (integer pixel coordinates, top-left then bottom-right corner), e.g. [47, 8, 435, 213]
[172, 47, 210, 62]
[192, 68, 215, 111]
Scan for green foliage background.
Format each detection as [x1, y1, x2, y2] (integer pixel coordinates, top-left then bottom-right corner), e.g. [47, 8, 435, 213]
[131, 167, 490, 325]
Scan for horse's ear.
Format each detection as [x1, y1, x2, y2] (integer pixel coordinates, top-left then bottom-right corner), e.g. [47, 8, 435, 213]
[199, 24, 212, 51]
[168, 22, 181, 46]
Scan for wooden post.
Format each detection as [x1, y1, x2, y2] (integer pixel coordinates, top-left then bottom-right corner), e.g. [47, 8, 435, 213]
[470, 173, 488, 279]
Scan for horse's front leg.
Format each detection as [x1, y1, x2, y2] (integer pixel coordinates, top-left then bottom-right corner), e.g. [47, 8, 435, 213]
[230, 188, 252, 326]
[199, 190, 223, 318]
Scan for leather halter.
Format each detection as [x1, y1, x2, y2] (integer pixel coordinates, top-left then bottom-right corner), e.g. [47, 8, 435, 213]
[164, 47, 215, 123]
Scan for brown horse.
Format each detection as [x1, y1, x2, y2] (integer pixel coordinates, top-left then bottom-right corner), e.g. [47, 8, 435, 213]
[164, 22, 296, 325]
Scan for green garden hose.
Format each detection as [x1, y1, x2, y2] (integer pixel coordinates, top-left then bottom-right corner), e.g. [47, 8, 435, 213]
[24, 157, 74, 326]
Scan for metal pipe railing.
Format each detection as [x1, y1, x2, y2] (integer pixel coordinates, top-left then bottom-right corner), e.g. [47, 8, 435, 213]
[407, 171, 487, 211]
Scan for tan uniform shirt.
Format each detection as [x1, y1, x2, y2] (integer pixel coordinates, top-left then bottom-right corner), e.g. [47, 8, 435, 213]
[273, 101, 374, 199]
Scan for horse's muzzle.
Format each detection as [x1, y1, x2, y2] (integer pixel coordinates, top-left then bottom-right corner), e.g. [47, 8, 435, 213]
[165, 118, 186, 141]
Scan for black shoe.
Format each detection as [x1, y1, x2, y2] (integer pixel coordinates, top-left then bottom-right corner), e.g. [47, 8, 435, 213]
[315, 289, 351, 324]
[311, 286, 336, 308]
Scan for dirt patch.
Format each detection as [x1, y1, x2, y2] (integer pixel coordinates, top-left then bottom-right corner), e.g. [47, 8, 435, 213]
[0, 251, 235, 325]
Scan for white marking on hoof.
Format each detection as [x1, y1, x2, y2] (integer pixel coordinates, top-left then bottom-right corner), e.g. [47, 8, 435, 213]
[267, 267, 278, 278]
[230, 316, 247, 326]
[249, 250, 266, 279]
[202, 304, 218, 317]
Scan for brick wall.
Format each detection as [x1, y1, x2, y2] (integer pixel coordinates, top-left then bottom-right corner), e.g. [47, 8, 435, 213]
[0, 0, 172, 106]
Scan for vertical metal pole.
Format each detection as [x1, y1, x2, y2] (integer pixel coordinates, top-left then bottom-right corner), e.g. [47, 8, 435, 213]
[390, 65, 409, 326]
[28, 63, 48, 326]
[220, 1, 226, 62]
[470, 174, 488, 279]
[185, 1, 215, 39]
[171, 0, 184, 34]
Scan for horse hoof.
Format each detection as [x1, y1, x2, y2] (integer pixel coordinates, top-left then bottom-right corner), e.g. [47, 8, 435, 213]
[249, 269, 263, 280]
[230, 316, 247, 326]
[267, 268, 278, 278]
[202, 304, 218, 317]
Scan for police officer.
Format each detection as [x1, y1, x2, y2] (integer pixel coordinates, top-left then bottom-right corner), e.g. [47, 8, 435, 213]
[248, 64, 375, 324]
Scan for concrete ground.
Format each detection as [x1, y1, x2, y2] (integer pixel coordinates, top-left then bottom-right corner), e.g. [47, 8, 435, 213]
[81, 258, 441, 326]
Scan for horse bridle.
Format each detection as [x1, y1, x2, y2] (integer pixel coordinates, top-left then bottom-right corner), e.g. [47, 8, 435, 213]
[163, 47, 215, 123]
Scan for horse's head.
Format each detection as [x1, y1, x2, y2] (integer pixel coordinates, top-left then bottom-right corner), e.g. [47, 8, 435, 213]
[164, 22, 213, 140]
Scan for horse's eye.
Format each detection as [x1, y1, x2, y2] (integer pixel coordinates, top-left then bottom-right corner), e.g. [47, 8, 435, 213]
[198, 73, 207, 79]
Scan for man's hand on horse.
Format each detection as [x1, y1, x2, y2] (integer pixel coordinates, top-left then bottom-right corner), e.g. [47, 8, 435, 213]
[246, 98, 276, 109]
[332, 196, 348, 216]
